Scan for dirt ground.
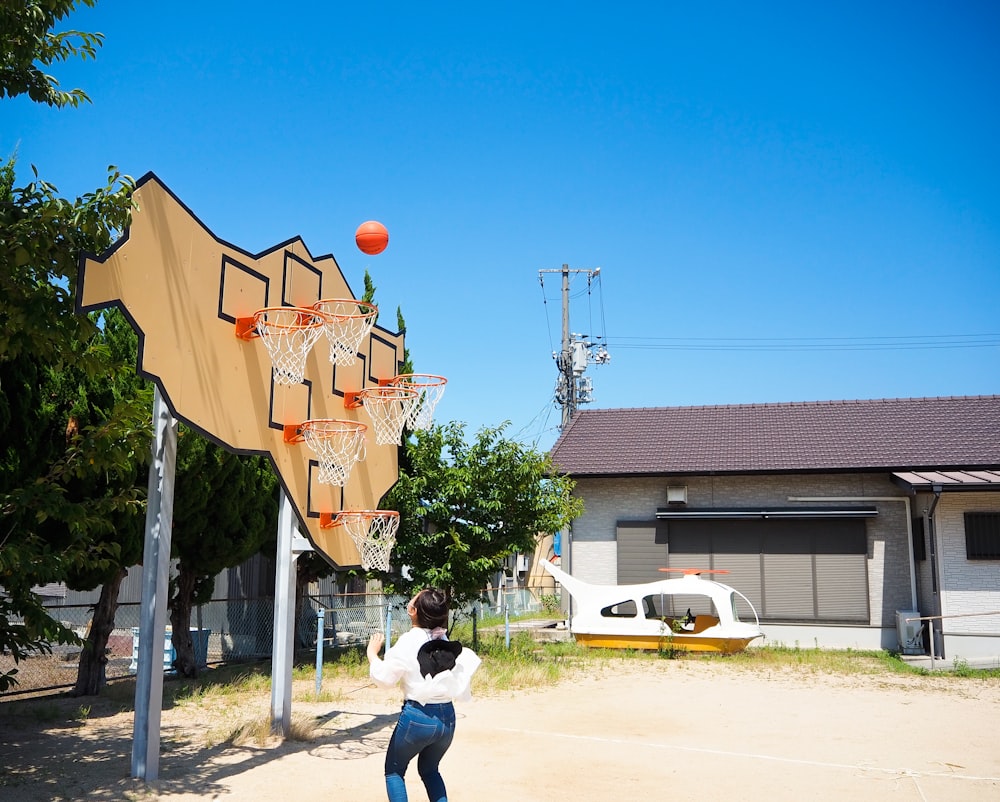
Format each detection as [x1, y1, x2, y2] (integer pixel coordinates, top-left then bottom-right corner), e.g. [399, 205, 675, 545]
[2, 659, 999, 802]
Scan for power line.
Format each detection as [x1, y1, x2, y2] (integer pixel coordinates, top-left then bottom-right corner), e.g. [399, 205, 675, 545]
[606, 334, 1000, 352]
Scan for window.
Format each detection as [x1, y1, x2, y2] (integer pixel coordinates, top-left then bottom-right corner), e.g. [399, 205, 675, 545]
[965, 512, 1000, 560]
[911, 518, 926, 561]
[600, 600, 637, 618]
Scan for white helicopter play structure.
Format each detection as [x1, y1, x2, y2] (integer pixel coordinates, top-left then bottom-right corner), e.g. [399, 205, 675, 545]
[541, 560, 765, 654]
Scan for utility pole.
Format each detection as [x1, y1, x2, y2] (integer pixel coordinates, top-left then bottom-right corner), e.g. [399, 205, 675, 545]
[539, 264, 609, 430]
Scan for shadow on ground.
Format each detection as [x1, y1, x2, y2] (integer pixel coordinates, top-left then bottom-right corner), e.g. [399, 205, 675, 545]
[0, 680, 398, 801]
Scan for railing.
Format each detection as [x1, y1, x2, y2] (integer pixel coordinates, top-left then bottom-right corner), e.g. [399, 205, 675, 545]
[905, 610, 1000, 668]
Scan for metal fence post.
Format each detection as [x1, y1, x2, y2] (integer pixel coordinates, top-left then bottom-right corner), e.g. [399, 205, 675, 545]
[505, 594, 511, 649]
[315, 607, 325, 696]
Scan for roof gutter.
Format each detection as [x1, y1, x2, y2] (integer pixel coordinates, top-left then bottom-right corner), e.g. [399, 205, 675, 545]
[656, 506, 878, 520]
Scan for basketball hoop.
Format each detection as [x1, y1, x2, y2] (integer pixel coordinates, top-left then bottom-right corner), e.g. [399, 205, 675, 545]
[284, 419, 367, 486]
[235, 306, 330, 385]
[321, 510, 399, 572]
[384, 374, 447, 431]
[345, 386, 419, 445]
[311, 299, 378, 366]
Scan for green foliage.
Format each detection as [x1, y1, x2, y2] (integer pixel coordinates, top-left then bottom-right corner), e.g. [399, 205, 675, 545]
[0, 306, 150, 692]
[167, 432, 279, 676]
[361, 270, 376, 304]
[0, 165, 140, 691]
[0, 2, 138, 688]
[0, 158, 134, 365]
[539, 593, 560, 613]
[382, 421, 583, 607]
[0, 0, 104, 107]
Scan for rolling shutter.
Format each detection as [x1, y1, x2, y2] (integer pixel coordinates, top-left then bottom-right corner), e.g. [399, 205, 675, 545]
[616, 522, 667, 585]
[626, 516, 870, 623]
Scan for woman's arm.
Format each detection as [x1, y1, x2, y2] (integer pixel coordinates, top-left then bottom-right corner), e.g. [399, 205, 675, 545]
[367, 632, 385, 663]
[368, 630, 409, 687]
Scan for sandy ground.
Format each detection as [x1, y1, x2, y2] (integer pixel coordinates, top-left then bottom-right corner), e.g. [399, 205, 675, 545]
[2, 659, 999, 802]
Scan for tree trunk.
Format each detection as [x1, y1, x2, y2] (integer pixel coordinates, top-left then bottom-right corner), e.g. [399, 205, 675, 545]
[294, 565, 311, 650]
[71, 567, 127, 697]
[169, 566, 198, 678]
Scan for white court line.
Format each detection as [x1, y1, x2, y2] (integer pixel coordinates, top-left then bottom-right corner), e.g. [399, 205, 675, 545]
[496, 727, 1000, 784]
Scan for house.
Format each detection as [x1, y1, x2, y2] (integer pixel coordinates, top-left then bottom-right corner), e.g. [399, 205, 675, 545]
[548, 395, 1000, 661]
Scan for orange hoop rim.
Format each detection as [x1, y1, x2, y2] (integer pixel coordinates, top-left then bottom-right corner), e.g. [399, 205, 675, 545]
[284, 418, 368, 444]
[321, 509, 400, 529]
[253, 306, 332, 329]
[345, 385, 419, 410]
[361, 386, 419, 401]
[385, 373, 448, 388]
[312, 298, 379, 319]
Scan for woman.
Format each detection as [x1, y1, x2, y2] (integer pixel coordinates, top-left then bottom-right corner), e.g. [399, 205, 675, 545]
[367, 588, 481, 802]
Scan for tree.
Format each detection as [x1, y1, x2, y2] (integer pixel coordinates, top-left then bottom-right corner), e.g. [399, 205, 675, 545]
[382, 422, 583, 609]
[0, 0, 105, 107]
[168, 432, 279, 677]
[0, 162, 140, 691]
[61, 309, 150, 696]
[1, 2, 138, 691]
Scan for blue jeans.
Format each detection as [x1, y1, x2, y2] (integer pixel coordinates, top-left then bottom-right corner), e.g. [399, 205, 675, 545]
[384, 700, 456, 802]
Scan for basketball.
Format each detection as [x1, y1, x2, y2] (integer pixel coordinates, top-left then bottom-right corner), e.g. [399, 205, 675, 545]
[355, 220, 389, 255]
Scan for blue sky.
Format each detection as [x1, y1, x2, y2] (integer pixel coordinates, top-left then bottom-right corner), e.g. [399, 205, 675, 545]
[4, 1, 998, 452]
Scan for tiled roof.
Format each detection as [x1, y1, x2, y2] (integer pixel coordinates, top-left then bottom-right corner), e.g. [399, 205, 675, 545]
[549, 396, 1000, 476]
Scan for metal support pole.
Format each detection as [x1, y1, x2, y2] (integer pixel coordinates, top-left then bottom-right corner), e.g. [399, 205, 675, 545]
[270, 490, 298, 736]
[560, 265, 573, 427]
[131, 386, 177, 781]
[315, 607, 325, 696]
[505, 597, 511, 649]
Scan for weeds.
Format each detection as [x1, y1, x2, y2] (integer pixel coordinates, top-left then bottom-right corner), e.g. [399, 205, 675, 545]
[205, 713, 320, 748]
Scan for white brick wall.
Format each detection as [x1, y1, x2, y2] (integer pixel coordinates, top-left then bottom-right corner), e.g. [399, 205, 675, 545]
[935, 492, 1000, 635]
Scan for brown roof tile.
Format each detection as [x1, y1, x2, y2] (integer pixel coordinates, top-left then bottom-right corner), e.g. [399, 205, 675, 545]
[549, 396, 1000, 476]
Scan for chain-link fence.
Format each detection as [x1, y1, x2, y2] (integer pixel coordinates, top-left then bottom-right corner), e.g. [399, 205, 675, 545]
[0, 593, 393, 698]
[1, 584, 552, 698]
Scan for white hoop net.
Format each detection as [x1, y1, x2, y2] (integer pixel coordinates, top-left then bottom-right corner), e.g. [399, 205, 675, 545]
[330, 510, 399, 572]
[299, 419, 367, 486]
[391, 374, 447, 430]
[254, 307, 329, 385]
[359, 386, 419, 445]
[312, 299, 378, 366]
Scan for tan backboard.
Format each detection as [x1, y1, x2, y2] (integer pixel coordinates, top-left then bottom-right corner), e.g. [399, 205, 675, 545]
[77, 173, 404, 567]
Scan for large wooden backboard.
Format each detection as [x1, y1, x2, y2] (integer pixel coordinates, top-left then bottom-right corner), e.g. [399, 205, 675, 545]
[77, 173, 404, 567]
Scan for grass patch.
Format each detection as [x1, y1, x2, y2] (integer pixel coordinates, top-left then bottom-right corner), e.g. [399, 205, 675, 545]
[471, 632, 567, 693]
[171, 666, 272, 709]
[205, 713, 321, 748]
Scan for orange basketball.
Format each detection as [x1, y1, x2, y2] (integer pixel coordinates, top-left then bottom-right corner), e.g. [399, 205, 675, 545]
[355, 220, 389, 255]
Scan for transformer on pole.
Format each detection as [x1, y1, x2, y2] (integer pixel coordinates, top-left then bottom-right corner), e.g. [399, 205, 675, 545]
[539, 264, 609, 430]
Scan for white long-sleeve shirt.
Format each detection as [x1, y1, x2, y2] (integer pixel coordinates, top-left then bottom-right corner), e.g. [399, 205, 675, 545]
[369, 627, 481, 705]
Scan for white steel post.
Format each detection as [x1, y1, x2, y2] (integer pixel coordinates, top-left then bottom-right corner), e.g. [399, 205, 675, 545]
[270, 490, 298, 735]
[131, 386, 177, 781]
